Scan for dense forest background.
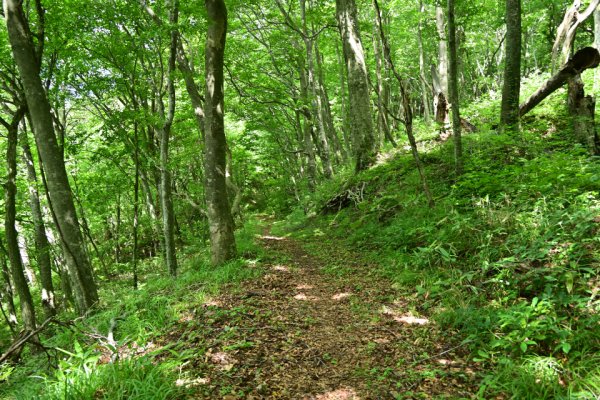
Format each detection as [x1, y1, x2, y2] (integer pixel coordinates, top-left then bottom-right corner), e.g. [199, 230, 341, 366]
[1, 0, 600, 398]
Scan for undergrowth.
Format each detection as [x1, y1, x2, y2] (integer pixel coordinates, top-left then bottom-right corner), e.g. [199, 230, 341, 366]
[275, 89, 600, 398]
[0, 219, 266, 400]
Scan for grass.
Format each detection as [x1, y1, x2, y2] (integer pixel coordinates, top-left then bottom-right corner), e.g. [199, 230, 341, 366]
[273, 81, 600, 398]
[0, 218, 266, 400]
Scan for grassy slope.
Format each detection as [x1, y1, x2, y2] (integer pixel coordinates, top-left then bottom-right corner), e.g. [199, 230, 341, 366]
[0, 220, 267, 399]
[276, 94, 600, 398]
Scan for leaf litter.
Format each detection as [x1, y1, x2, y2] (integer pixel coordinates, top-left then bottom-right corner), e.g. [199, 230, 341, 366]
[157, 229, 480, 399]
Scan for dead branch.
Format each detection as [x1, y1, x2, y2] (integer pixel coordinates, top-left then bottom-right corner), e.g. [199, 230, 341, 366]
[0, 317, 54, 364]
[520, 47, 600, 117]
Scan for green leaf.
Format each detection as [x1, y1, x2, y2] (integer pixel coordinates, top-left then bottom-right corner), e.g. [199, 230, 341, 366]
[520, 342, 528, 353]
[562, 343, 572, 354]
[565, 272, 574, 294]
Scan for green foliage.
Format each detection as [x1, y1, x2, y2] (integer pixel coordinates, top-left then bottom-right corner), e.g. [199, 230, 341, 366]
[278, 93, 600, 397]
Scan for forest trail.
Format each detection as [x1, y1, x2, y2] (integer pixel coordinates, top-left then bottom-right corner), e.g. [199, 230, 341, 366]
[167, 226, 479, 399]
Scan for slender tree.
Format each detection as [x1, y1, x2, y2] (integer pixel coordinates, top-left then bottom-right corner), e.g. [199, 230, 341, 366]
[500, 0, 522, 130]
[20, 127, 56, 318]
[447, 0, 463, 175]
[204, 0, 237, 265]
[373, 0, 434, 208]
[157, 0, 179, 277]
[4, 0, 99, 313]
[336, 0, 376, 172]
[3, 106, 37, 333]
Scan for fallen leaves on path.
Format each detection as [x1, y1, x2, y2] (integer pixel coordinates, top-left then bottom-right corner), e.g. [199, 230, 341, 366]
[157, 229, 479, 399]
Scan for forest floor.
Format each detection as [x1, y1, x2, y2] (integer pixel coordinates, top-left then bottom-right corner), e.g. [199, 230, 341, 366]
[161, 224, 481, 399]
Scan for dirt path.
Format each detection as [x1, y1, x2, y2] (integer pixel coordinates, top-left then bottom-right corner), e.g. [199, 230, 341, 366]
[168, 230, 478, 399]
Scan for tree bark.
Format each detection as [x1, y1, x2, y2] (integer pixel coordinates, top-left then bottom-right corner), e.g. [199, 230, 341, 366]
[336, 0, 376, 172]
[447, 0, 463, 175]
[373, 23, 397, 148]
[0, 240, 18, 333]
[4, 0, 98, 314]
[315, 41, 346, 164]
[296, 45, 318, 191]
[519, 47, 600, 117]
[434, 5, 449, 126]
[204, 0, 237, 265]
[157, 0, 179, 277]
[20, 127, 56, 319]
[418, 0, 432, 123]
[568, 74, 600, 155]
[300, 0, 333, 179]
[552, 0, 600, 71]
[3, 107, 37, 333]
[500, 0, 522, 130]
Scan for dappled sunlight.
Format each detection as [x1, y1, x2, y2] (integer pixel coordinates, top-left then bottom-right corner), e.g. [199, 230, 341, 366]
[272, 264, 290, 272]
[296, 284, 314, 290]
[207, 351, 236, 372]
[382, 306, 429, 325]
[313, 388, 360, 400]
[395, 314, 429, 325]
[178, 311, 194, 322]
[332, 292, 353, 300]
[204, 298, 223, 307]
[294, 293, 320, 301]
[175, 377, 209, 387]
[260, 235, 286, 241]
[99, 341, 156, 364]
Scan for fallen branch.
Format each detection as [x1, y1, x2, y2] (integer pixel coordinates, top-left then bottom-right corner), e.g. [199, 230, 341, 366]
[0, 317, 54, 364]
[520, 47, 600, 117]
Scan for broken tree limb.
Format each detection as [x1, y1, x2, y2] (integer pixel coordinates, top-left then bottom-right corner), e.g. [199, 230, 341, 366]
[519, 47, 600, 117]
[0, 317, 54, 364]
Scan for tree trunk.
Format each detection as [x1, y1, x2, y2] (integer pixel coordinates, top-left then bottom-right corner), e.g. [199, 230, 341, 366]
[418, 0, 432, 123]
[552, 0, 600, 71]
[4, 0, 98, 314]
[204, 0, 237, 265]
[133, 122, 140, 290]
[297, 48, 318, 191]
[335, 41, 352, 158]
[500, 0, 522, 130]
[434, 5, 449, 126]
[595, 6, 600, 92]
[373, 23, 397, 148]
[0, 240, 18, 333]
[315, 41, 346, 164]
[447, 0, 463, 175]
[4, 108, 37, 333]
[157, 0, 179, 277]
[373, 0, 434, 208]
[20, 128, 56, 319]
[300, 1, 333, 179]
[568, 74, 600, 154]
[520, 47, 600, 116]
[336, 0, 376, 172]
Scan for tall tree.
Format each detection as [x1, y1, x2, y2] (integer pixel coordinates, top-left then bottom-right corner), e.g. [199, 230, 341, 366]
[373, 0, 434, 208]
[4, 0, 99, 313]
[447, 0, 463, 175]
[158, 0, 179, 277]
[3, 106, 37, 333]
[336, 0, 376, 172]
[0, 238, 18, 334]
[434, 4, 449, 126]
[500, 0, 522, 129]
[204, 0, 237, 265]
[20, 127, 56, 318]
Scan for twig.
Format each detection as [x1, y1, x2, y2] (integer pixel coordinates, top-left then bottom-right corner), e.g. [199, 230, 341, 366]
[0, 317, 55, 364]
